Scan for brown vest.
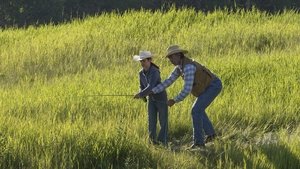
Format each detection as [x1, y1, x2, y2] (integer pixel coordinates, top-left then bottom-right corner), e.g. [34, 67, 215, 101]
[179, 57, 215, 97]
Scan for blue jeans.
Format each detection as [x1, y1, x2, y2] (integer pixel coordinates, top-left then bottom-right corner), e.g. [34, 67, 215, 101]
[192, 78, 222, 145]
[148, 99, 168, 145]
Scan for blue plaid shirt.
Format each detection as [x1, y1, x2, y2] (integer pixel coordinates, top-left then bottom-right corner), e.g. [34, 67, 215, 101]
[152, 64, 196, 102]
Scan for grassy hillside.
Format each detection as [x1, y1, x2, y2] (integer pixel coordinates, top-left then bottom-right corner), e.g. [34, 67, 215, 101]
[0, 9, 300, 168]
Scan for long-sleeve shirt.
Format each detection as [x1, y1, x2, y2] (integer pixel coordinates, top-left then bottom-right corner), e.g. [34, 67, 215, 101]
[138, 64, 167, 102]
[152, 64, 196, 102]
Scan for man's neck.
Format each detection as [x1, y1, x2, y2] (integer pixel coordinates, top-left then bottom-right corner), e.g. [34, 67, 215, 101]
[179, 58, 184, 67]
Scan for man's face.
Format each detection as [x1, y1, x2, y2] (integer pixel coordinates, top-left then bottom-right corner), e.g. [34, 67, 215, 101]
[167, 53, 181, 65]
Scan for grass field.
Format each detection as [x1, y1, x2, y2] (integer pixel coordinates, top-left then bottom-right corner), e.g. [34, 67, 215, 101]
[0, 8, 300, 168]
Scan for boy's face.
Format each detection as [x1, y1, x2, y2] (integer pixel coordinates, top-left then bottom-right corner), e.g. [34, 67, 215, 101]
[167, 53, 181, 65]
[140, 59, 151, 70]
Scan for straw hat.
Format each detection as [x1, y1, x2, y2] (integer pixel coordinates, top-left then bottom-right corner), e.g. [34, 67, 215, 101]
[166, 45, 188, 57]
[133, 51, 153, 61]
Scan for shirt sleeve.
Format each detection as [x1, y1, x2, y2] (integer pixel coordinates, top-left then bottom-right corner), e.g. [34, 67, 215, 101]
[174, 64, 196, 102]
[152, 67, 180, 94]
[138, 69, 160, 97]
[139, 73, 144, 91]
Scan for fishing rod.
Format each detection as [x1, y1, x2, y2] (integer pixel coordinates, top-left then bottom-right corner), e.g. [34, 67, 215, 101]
[77, 94, 134, 97]
[77, 94, 147, 102]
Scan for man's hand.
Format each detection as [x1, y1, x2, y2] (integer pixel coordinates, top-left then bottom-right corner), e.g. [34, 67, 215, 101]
[133, 93, 140, 99]
[167, 99, 175, 107]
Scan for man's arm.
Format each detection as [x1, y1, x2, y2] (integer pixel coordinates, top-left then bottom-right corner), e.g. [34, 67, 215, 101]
[173, 64, 196, 103]
[151, 67, 180, 94]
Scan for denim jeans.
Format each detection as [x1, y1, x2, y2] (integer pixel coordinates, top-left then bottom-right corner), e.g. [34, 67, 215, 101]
[148, 99, 168, 145]
[191, 77, 222, 145]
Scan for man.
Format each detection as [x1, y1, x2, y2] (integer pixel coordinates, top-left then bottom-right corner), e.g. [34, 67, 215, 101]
[151, 45, 222, 149]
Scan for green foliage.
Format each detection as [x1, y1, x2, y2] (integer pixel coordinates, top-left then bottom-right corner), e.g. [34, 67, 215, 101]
[0, 9, 300, 168]
[1, 0, 300, 27]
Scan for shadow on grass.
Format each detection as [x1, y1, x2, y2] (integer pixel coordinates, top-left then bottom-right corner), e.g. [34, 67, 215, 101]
[195, 142, 255, 169]
[195, 138, 300, 169]
[168, 125, 193, 152]
[260, 143, 300, 169]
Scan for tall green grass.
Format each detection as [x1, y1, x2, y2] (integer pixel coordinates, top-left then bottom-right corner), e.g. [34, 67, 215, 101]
[0, 8, 299, 168]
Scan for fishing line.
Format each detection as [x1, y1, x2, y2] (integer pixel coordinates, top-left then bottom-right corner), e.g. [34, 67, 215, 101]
[77, 94, 134, 97]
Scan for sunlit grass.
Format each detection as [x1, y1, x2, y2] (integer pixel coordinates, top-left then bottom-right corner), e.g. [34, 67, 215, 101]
[0, 8, 299, 168]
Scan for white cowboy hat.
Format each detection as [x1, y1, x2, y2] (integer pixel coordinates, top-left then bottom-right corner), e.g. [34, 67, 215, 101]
[165, 45, 188, 57]
[133, 51, 153, 61]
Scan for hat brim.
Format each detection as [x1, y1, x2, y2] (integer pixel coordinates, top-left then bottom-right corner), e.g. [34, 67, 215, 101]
[166, 49, 188, 57]
[133, 55, 153, 61]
